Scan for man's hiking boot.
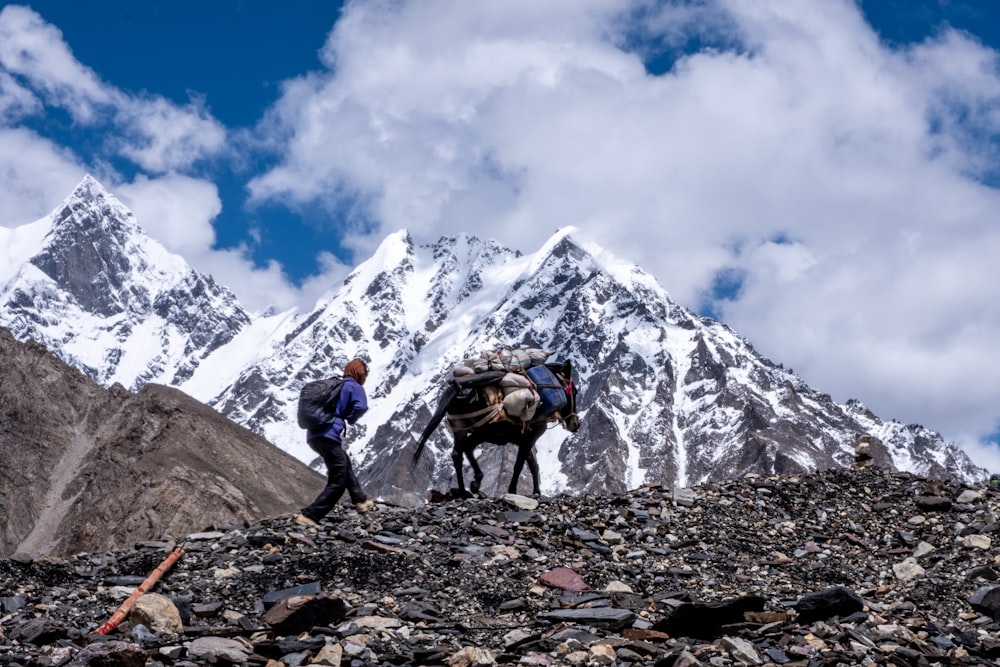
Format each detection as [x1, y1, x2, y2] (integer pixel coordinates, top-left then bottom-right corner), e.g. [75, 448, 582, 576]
[355, 499, 375, 513]
[294, 513, 319, 527]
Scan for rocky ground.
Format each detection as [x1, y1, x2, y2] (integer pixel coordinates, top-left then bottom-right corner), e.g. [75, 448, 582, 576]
[2, 466, 1000, 666]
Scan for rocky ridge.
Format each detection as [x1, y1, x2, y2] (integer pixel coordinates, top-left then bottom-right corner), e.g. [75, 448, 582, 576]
[3, 466, 1000, 666]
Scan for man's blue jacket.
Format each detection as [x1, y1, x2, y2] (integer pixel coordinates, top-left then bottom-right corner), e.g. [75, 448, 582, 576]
[306, 376, 368, 444]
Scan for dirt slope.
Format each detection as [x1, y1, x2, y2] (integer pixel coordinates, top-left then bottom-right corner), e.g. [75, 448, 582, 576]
[0, 327, 323, 557]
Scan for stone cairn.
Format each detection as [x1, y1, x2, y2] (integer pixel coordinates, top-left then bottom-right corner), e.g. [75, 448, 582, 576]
[2, 466, 1000, 666]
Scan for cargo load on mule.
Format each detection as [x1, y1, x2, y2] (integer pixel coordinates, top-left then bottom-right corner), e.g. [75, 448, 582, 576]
[446, 347, 569, 432]
[413, 347, 580, 497]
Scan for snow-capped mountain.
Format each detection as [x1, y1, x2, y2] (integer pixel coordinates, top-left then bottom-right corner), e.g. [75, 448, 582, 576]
[0, 177, 986, 505]
[0, 175, 251, 388]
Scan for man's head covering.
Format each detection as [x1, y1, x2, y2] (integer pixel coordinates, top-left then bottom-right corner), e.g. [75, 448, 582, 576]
[344, 358, 369, 385]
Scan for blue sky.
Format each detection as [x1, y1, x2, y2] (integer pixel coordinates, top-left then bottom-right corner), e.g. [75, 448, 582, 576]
[2, 0, 1000, 471]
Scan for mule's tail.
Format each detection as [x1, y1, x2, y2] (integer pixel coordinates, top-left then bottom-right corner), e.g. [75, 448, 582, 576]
[413, 385, 458, 465]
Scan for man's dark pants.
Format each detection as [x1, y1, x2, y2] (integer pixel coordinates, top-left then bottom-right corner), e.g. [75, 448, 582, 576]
[301, 436, 367, 521]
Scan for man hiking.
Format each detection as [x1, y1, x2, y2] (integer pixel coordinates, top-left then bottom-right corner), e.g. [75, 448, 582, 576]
[295, 358, 375, 526]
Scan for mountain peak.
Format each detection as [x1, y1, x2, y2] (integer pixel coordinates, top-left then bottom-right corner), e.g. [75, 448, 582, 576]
[538, 226, 589, 262]
[544, 225, 578, 248]
[69, 173, 109, 202]
[51, 174, 135, 238]
[378, 228, 415, 260]
[3, 179, 252, 388]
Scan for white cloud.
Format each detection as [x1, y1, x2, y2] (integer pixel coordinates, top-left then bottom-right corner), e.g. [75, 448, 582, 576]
[112, 94, 227, 174]
[0, 5, 226, 173]
[954, 436, 1000, 476]
[0, 4, 110, 121]
[249, 0, 1000, 452]
[0, 128, 86, 226]
[116, 173, 221, 255]
[0, 70, 40, 122]
[298, 250, 352, 308]
[187, 247, 302, 316]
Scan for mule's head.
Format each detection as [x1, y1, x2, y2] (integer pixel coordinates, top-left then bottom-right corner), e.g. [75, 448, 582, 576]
[551, 360, 580, 433]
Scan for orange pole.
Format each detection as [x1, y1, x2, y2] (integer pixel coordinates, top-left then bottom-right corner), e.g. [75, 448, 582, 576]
[93, 546, 184, 635]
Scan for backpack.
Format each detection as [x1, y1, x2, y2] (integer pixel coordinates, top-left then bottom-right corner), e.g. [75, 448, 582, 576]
[296, 376, 346, 429]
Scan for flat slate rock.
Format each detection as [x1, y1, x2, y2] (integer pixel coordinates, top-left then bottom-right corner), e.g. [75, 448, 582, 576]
[537, 607, 637, 629]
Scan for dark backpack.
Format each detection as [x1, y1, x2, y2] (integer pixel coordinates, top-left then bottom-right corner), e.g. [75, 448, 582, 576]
[297, 376, 346, 429]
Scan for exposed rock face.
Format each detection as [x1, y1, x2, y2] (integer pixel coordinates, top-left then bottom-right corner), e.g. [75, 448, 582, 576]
[1, 467, 999, 665]
[0, 327, 322, 558]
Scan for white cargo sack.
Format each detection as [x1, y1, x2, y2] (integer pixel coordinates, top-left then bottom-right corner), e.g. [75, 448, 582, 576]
[503, 387, 539, 421]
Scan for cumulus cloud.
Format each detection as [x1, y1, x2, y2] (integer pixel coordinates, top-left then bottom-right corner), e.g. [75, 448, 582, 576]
[115, 174, 221, 255]
[0, 71, 41, 122]
[248, 0, 1000, 452]
[955, 434, 1000, 475]
[0, 4, 110, 121]
[186, 247, 303, 316]
[111, 94, 227, 174]
[298, 250, 353, 309]
[0, 128, 87, 225]
[0, 5, 227, 174]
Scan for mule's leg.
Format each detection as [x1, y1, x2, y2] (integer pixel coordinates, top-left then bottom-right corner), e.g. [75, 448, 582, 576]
[526, 447, 541, 496]
[451, 443, 469, 497]
[465, 445, 484, 495]
[509, 442, 533, 495]
[509, 432, 543, 496]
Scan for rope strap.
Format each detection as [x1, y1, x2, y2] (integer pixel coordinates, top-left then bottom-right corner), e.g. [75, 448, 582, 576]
[447, 403, 503, 434]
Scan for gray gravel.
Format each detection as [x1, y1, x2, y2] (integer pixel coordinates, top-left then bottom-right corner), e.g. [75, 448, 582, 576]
[2, 466, 1000, 666]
